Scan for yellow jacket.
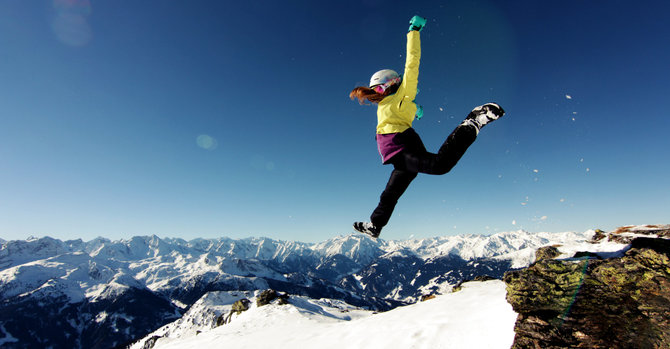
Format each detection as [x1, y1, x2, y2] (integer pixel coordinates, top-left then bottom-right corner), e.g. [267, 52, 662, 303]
[376, 31, 421, 135]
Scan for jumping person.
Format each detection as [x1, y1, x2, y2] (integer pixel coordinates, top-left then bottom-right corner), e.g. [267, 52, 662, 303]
[349, 15, 505, 238]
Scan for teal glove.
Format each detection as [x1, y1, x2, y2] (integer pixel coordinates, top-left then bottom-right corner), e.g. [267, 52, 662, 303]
[408, 15, 426, 32]
[415, 105, 424, 120]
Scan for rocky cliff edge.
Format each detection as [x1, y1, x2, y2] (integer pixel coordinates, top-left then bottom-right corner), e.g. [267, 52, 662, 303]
[504, 224, 670, 348]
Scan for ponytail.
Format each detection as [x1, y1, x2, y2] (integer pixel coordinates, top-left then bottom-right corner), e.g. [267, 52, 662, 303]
[349, 84, 399, 105]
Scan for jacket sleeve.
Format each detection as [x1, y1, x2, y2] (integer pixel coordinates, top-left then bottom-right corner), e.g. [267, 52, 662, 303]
[375, 31, 421, 134]
[399, 30, 421, 103]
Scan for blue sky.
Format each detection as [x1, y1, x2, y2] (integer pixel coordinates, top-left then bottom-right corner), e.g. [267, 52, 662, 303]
[1, 0, 669, 242]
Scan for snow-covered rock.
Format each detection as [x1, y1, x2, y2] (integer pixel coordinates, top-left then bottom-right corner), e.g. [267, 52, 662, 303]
[140, 281, 517, 349]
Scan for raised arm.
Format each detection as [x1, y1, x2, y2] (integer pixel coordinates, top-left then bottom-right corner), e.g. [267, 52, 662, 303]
[399, 30, 421, 101]
[399, 15, 425, 103]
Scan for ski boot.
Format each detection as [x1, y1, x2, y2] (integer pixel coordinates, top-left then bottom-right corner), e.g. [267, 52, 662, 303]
[353, 222, 381, 239]
[462, 103, 505, 134]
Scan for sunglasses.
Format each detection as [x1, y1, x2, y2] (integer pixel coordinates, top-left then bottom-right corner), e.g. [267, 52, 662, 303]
[372, 77, 401, 94]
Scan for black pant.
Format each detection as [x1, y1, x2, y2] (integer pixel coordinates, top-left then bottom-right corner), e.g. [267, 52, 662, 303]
[370, 124, 477, 228]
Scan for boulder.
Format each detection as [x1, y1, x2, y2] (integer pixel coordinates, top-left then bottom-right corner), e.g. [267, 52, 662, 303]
[256, 289, 289, 307]
[216, 298, 251, 326]
[452, 275, 498, 292]
[232, 298, 251, 314]
[608, 224, 670, 244]
[420, 294, 436, 302]
[504, 236, 670, 348]
[534, 245, 561, 263]
[257, 289, 278, 307]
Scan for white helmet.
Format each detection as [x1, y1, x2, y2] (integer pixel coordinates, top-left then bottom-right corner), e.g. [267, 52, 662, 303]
[369, 69, 400, 88]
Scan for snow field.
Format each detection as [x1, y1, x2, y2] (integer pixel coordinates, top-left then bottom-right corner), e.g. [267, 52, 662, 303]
[154, 280, 516, 349]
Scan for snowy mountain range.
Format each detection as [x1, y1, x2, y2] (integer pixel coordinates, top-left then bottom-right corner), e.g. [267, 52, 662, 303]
[0, 229, 596, 348]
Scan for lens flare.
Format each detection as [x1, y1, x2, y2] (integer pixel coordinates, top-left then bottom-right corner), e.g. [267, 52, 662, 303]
[196, 135, 218, 150]
[559, 258, 590, 325]
[50, 0, 93, 47]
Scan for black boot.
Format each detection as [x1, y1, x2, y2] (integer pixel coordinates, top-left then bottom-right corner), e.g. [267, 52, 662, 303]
[461, 103, 505, 133]
[353, 222, 381, 238]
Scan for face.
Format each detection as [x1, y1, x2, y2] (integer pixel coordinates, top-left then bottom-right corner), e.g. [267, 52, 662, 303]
[371, 76, 401, 94]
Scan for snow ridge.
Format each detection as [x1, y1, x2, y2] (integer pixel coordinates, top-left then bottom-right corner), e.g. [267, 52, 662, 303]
[137, 281, 518, 349]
